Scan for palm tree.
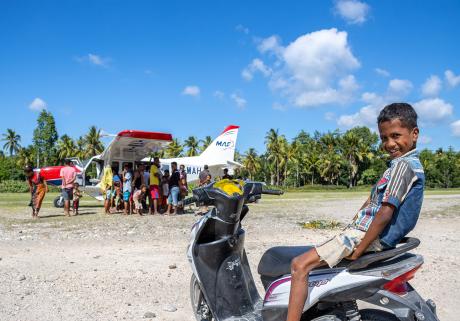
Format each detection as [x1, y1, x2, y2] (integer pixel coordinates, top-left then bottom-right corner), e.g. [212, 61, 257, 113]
[184, 136, 200, 157]
[319, 151, 342, 185]
[76, 136, 86, 159]
[57, 135, 77, 160]
[304, 147, 321, 185]
[165, 138, 183, 158]
[2, 129, 21, 156]
[265, 129, 283, 185]
[342, 132, 374, 188]
[84, 126, 104, 158]
[243, 148, 261, 180]
[16, 146, 35, 168]
[200, 136, 213, 152]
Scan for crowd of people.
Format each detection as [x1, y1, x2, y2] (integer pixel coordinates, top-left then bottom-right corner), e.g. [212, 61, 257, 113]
[24, 156, 236, 218]
[100, 157, 214, 216]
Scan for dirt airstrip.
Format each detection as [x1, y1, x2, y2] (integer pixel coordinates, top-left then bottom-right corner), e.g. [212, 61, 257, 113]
[0, 192, 459, 321]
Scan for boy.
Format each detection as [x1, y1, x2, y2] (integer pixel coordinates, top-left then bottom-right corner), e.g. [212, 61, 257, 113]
[122, 163, 133, 215]
[287, 103, 425, 321]
[72, 182, 83, 215]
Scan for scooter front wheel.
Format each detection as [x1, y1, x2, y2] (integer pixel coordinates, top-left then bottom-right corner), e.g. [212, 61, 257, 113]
[190, 274, 214, 321]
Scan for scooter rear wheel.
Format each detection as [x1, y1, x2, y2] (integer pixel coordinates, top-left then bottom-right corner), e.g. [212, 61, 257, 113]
[190, 274, 214, 321]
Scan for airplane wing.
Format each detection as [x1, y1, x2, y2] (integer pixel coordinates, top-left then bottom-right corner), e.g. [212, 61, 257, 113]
[100, 130, 172, 162]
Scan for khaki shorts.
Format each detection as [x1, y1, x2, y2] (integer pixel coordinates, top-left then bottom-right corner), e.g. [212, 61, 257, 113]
[315, 228, 383, 268]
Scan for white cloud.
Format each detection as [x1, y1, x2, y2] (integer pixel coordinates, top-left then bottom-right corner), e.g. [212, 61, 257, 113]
[387, 78, 413, 99]
[257, 35, 283, 55]
[337, 104, 379, 128]
[231, 93, 247, 108]
[258, 28, 360, 108]
[76, 53, 111, 68]
[336, 92, 386, 128]
[413, 98, 453, 123]
[213, 90, 225, 99]
[235, 24, 249, 34]
[182, 85, 200, 97]
[242, 58, 272, 81]
[375, 68, 390, 77]
[419, 135, 432, 144]
[445, 70, 460, 88]
[29, 97, 47, 111]
[334, 0, 370, 25]
[451, 120, 460, 136]
[421, 75, 442, 97]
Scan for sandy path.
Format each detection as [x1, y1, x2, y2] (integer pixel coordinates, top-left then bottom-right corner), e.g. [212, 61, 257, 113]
[0, 193, 459, 320]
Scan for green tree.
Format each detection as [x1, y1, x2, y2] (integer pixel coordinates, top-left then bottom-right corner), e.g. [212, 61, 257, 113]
[184, 136, 200, 157]
[57, 135, 77, 160]
[319, 151, 342, 185]
[33, 110, 58, 166]
[2, 129, 21, 156]
[265, 129, 283, 185]
[83, 126, 104, 158]
[165, 138, 183, 158]
[200, 136, 213, 152]
[243, 148, 261, 180]
[341, 131, 374, 188]
[16, 146, 36, 168]
[76, 136, 86, 159]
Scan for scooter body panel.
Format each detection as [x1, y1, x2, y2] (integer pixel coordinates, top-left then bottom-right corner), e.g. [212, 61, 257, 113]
[190, 214, 261, 320]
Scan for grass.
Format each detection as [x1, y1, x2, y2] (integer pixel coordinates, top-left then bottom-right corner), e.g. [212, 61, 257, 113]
[297, 219, 343, 230]
[1, 187, 459, 209]
[0, 192, 101, 209]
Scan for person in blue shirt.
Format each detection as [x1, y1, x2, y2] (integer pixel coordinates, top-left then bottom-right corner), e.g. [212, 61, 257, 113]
[287, 103, 425, 321]
[122, 163, 133, 215]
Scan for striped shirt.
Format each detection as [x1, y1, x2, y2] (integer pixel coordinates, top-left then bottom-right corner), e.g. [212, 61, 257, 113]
[354, 149, 422, 232]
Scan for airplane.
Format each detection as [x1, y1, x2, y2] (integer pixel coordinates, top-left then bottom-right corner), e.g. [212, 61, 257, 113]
[36, 125, 241, 208]
[150, 125, 241, 184]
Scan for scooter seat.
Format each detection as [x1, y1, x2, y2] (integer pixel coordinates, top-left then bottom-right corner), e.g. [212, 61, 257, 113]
[258, 246, 349, 277]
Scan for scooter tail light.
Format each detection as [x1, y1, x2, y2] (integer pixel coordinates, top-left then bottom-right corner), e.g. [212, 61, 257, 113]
[383, 264, 422, 295]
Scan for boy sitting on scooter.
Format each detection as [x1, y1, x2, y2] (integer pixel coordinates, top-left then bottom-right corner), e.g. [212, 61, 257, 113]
[287, 103, 425, 321]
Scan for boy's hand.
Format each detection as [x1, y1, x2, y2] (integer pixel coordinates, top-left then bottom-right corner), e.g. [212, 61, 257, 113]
[346, 250, 363, 261]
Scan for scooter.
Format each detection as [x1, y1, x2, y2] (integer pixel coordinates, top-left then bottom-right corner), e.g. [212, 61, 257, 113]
[185, 180, 439, 321]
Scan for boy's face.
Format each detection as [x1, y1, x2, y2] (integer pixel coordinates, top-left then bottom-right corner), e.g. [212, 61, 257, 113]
[378, 118, 419, 159]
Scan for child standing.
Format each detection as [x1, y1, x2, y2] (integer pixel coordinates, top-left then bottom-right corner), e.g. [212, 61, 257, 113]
[287, 103, 425, 321]
[132, 184, 148, 215]
[73, 182, 83, 215]
[160, 169, 170, 212]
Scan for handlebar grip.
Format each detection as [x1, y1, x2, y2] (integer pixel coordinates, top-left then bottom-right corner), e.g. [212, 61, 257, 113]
[183, 196, 197, 205]
[262, 189, 284, 195]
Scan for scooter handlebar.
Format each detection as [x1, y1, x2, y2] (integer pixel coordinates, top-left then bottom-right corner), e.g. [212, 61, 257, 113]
[261, 189, 284, 196]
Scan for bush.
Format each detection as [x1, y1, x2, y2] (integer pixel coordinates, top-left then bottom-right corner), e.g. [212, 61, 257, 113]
[0, 180, 29, 193]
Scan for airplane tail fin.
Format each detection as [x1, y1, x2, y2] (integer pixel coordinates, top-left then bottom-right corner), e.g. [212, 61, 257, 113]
[200, 125, 239, 164]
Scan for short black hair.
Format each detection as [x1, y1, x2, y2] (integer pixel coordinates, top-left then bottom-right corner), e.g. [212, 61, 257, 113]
[64, 159, 72, 165]
[377, 103, 418, 129]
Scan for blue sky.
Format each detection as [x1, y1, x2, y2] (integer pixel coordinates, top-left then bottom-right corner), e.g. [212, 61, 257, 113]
[1, 0, 460, 155]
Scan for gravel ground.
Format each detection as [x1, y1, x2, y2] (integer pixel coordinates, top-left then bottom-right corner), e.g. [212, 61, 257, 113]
[0, 193, 459, 320]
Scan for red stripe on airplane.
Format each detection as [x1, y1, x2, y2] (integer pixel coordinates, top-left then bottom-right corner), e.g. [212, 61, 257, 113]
[117, 130, 173, 141]
[221, 125, 239, 134]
